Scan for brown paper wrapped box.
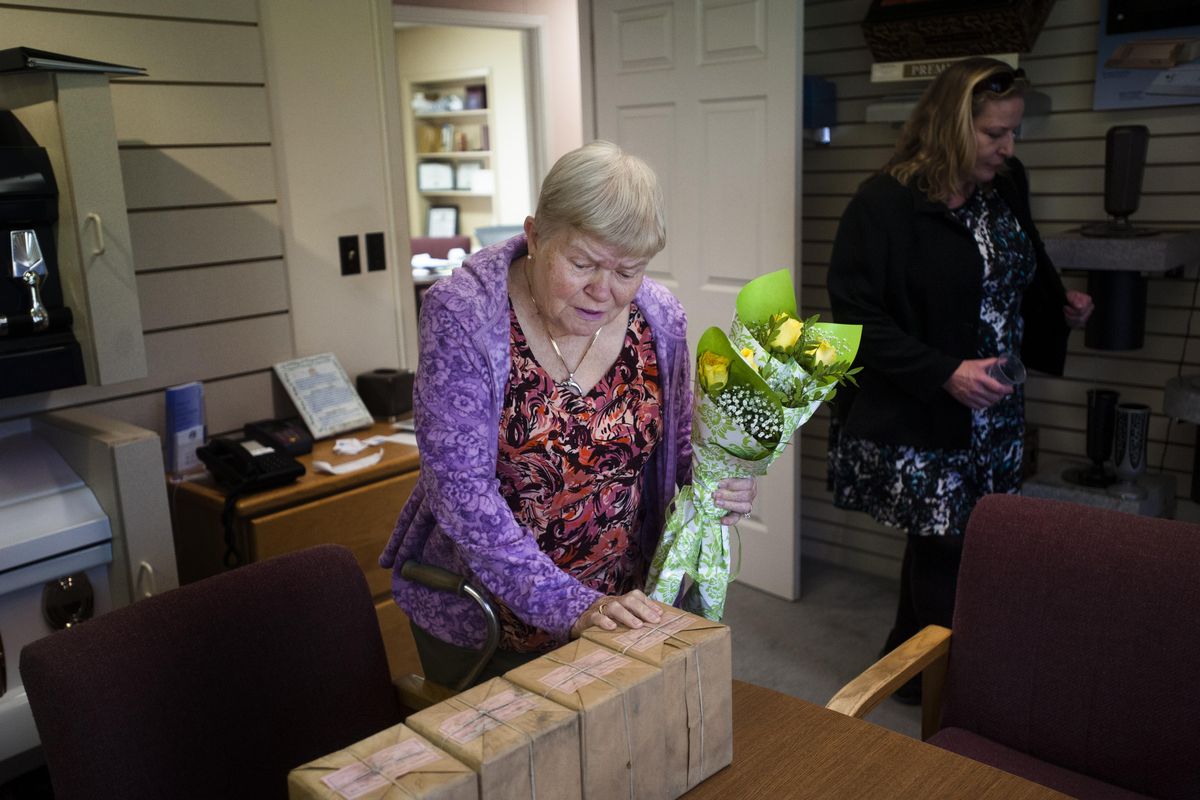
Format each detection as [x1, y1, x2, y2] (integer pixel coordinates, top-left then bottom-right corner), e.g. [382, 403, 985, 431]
[288, 722, 476, 800]
[582, 600, 732, 794]
[405, 677, 581, 800]
[506, 638, 668, 800]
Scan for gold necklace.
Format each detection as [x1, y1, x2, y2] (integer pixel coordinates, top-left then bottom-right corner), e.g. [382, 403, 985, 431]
[523, 254, 602, 396]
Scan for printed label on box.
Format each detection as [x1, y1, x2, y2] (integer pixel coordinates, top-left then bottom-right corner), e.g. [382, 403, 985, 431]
[320, 738, 441, 799]
[540, 649, 632, 694]
[439, 688, 538, 745]
[612, 611, 694, 652]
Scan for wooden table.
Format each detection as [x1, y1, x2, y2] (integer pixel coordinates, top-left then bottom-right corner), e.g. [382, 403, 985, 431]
[683, 681, 1067, 798]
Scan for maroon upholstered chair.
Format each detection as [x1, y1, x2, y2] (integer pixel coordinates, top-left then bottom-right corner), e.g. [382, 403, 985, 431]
[410, 235, 471, 260]
[829, 494, 1200, 798]
[20, 544, 404, 800]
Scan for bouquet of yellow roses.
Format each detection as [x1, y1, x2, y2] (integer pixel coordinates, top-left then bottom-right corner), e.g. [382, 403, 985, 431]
[645, 269, 860, 620]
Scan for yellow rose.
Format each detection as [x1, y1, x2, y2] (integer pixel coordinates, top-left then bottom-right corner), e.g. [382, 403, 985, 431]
[740, 347, 759, 372]
[807, 340, 838, 366]
[698, 351, 730, 392]
[769, 316, 804, 350]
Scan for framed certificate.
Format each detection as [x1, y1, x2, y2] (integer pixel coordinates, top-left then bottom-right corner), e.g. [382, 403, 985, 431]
[417, 161, 455, 191]
[427, 205, 459, 237]
[273, 353, 373, 439]
[455, 160, 484, 190]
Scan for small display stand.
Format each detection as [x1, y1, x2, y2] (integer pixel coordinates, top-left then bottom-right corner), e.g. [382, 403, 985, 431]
[1022, 458, 1177, 519]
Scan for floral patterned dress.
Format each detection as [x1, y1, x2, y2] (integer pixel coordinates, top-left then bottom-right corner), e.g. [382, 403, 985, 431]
[829, 187, 1036, 536]
[495, 301, 662, 652]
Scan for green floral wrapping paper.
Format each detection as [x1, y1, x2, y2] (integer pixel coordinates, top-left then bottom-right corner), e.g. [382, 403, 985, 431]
[645, 269, 861, 620]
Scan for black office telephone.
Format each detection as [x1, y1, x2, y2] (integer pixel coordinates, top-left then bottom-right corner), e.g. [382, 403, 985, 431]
[196, 437, 305, 569]
[196, 436, 305, 494]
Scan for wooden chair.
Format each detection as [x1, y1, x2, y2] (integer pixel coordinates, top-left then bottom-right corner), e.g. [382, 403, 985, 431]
[20, 545, 404, 800]
[828, 494, 1200, 798]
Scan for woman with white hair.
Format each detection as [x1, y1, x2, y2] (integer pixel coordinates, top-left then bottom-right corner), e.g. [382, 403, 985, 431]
[381, 141, 756, 686]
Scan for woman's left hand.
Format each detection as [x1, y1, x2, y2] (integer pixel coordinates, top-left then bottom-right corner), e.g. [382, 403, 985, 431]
[1064, 290, 1094, 329]
[714, 477, 757, 526]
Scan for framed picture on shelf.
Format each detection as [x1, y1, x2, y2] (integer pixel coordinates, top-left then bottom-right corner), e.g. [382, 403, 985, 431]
[464, 84, 487, 110]
[455, 160, 485, 191]
[417, 161, 454, 191]
[427, 205, 459, 237]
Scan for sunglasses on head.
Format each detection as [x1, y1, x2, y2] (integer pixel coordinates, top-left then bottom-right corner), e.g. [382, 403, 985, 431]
[973, 68, 1026, 96]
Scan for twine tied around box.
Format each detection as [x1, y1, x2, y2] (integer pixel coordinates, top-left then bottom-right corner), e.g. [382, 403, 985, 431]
[541, 651, 637, 800]
[438, 690, 540, 800]
[610, 613, 708, 784]
[311, 736, 454, 800]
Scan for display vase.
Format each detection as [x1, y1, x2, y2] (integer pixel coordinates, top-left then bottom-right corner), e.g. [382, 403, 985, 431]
[1110, 402, 1150, 500]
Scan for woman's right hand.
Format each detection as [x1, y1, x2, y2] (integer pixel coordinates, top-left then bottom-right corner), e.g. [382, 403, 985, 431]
[569, 589, 662, 638]
[943, 358, 1012, 410]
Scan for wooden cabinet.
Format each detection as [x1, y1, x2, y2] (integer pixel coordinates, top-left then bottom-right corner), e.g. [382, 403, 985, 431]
[401, 70, 496, 245]
[168, 423, 422, 681]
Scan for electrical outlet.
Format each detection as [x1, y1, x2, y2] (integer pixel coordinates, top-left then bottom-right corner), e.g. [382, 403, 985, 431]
[365, 232, 386, 272]
[338, 235, 361, 275]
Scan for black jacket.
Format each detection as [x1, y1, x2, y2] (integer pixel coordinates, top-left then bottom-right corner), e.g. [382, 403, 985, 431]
[827, 157, 1069, 450]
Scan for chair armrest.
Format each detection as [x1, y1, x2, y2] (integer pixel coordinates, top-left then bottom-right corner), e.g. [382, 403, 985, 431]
[826, 624, 951, 740]
[394, 674, 457, 713]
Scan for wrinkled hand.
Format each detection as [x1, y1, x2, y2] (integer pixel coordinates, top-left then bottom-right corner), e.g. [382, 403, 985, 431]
[570, 589, 662, 637]
[943, 359, 1012, 410]
[713, 476, 757, 526]
[1064, 290, 1093, 329]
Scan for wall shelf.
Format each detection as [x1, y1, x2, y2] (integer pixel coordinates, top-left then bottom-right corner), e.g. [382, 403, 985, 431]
[863, 53, 1049, 125]
[864, 89, 1051, 125]
[415, 150, 492, 159]
[402, 70, 497, 241]
[414, 109, 488, 121]
[419, 190, 492, 198]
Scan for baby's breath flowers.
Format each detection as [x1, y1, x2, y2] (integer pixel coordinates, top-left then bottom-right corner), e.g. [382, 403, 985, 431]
[711, 384, 782, 443]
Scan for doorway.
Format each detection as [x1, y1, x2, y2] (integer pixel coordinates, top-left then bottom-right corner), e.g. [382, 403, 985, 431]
[392, 5, 550, 251]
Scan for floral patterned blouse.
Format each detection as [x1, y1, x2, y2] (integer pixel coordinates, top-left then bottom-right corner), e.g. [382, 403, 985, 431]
[829, 186, 1036, 537]
[495, 301, 662, 652]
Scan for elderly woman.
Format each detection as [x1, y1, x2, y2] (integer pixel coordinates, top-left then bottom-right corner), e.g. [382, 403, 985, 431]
[827, 59, 1093, 700]
[381, 141, 755, 686]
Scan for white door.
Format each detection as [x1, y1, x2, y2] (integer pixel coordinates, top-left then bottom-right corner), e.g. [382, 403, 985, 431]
[589, 0, 802, 598]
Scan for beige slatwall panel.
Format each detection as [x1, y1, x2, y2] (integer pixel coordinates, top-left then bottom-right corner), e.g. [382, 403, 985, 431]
[0, 0, 289, 438]
[801, 0, 1200, 578]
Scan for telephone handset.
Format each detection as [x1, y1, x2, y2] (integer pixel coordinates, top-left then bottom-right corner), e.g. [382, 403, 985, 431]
[196, 436, 305, 494]
[195, 437, 305, 569]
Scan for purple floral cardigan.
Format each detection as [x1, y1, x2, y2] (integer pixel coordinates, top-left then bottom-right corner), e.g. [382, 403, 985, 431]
[379, 234, 693, 649]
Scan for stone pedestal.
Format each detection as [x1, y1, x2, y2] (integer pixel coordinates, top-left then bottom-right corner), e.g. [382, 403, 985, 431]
[1043, 229, 1200, 350]
[1022, 458, 1176, 519]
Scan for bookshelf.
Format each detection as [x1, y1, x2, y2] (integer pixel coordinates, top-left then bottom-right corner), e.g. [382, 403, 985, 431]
[402, 69, 497, 249]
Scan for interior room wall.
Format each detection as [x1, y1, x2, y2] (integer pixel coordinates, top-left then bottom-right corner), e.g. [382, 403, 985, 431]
[0, 0, 293, 437]
[800, 0, 1200, 577]
[0, 0, 412, 441]
[259, 0, 414, 375]
[396, 25, 532, 233]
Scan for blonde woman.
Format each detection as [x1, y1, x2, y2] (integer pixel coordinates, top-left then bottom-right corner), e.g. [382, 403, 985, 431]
[827, 58, 1092, 701]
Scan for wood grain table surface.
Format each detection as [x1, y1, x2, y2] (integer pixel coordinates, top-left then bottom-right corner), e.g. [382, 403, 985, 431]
[683, 680, 1068, 798]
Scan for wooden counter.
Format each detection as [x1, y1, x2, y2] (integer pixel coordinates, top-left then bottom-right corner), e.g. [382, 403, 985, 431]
[168, 422, 422, 681]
